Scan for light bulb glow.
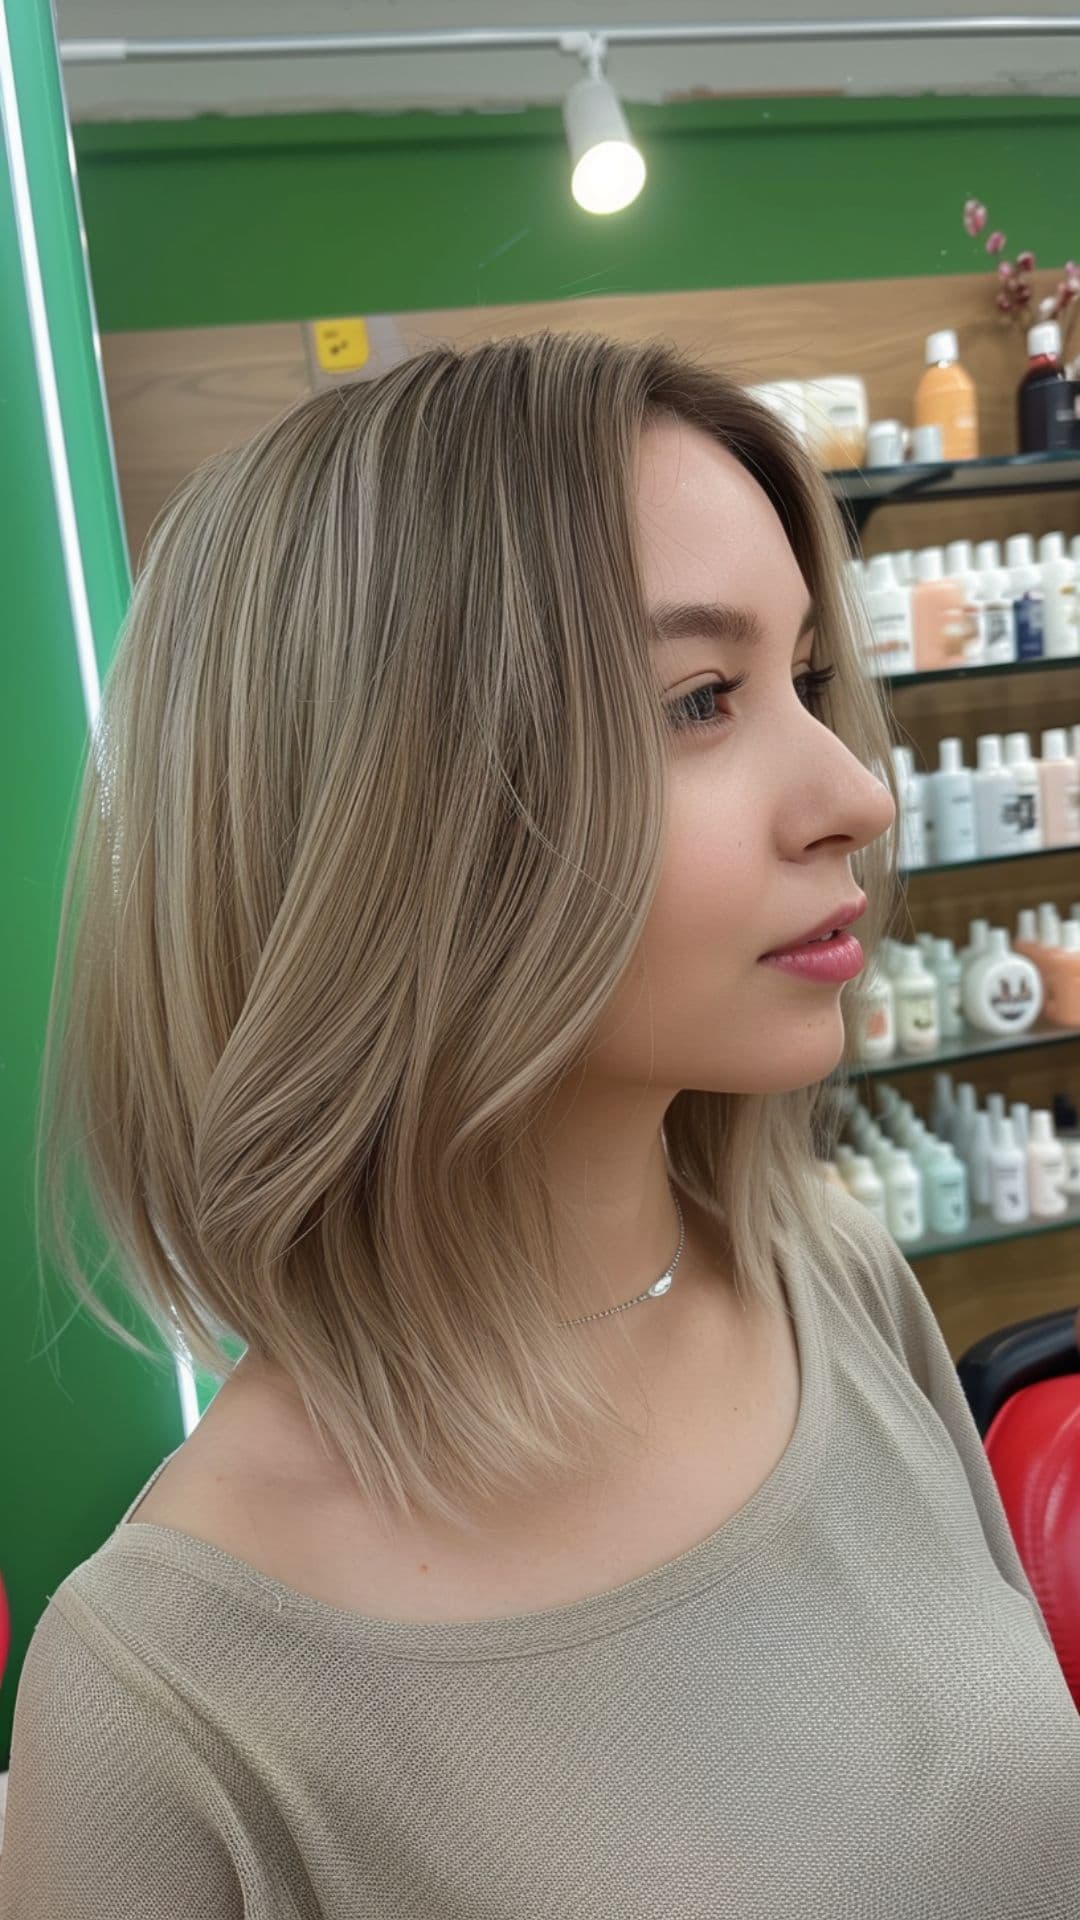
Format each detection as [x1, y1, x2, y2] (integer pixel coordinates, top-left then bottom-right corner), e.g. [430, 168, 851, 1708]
[571, 140, 646, 214]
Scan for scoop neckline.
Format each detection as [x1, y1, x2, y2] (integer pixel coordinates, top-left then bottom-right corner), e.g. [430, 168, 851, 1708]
[104, 1245, 828, 1662]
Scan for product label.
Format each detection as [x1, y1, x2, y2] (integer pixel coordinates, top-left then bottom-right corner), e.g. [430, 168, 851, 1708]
[1001, 790, 1040, 838]
[931, 1182, 968, 1232]
[1015, 590, 1045, 658]
[984, 606, 1015, 663]
[897, 990, 938, 1050]
[992, 1169, 1026, 1222]
[867, 612, 915, 675]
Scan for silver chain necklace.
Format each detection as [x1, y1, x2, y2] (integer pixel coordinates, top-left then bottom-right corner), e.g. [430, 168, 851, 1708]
[557, 1193, 686, 1329]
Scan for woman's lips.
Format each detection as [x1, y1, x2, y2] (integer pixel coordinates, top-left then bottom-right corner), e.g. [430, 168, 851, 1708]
[759, 930, 865, 984]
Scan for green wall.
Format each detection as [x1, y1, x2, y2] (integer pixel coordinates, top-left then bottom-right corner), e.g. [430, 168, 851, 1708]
[5, 83, 1080, 1769]
[71, 95, 1080, 334]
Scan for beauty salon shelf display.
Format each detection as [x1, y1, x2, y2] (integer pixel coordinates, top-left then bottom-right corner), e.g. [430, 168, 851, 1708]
[830, 452, 1080, 1264]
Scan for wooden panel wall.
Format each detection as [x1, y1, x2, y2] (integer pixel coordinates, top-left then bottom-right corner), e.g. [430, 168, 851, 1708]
[98, 272, 1080, 1358]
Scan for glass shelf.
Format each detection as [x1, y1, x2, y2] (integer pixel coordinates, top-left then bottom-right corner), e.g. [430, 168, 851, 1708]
[901, 840, 1080, 879]
[901, 1189, 1080, 1262]
[850, 1018, 1080, 1080]
[883, 651, 1080, 691]
[828, 449, 1080, 532]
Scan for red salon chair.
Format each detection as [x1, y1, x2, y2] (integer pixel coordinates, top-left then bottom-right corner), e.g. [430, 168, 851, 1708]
[956, 1305, 1080, 1711]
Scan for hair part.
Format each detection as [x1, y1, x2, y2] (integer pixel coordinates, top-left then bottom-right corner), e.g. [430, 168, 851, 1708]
[35, 329, 898, 1533]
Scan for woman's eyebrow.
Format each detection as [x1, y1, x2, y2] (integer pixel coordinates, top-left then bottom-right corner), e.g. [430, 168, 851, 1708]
[648, 599, 817, 644]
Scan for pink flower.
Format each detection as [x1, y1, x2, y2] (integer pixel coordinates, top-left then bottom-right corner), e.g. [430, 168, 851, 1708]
[996, 293, 1013, 312]
[963, 198, 988, 237]
[985, 230, 1007, 255]
[997, 260, 1014, 281]
[1016, 250, 1036, 273]
[1063, 261, 1080, 293]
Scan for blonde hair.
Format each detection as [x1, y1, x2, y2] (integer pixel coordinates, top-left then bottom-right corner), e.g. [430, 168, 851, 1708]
[36, 329, 897, 1533]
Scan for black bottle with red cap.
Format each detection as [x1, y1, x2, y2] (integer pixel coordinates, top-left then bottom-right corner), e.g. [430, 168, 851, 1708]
[1017, 321, 1080, 452]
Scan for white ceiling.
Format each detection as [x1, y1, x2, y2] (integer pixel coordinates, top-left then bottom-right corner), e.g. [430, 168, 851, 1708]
[54, 2, 1080, 121]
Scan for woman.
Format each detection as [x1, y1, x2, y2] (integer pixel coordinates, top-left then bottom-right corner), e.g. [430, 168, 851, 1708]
[3, 331, 1079, 1918]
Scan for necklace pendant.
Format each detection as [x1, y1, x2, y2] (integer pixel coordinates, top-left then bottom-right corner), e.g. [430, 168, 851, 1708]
[648, 1273, 673, 1297]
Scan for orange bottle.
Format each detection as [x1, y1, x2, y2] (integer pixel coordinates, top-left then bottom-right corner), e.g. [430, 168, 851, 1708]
[914, 329, 980, 460]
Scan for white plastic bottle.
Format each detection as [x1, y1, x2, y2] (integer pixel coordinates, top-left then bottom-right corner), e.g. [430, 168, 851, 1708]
[974, 539, 1017, 664]
[924, 1142, 970, 1235]
[944, 539, 988, 665]
[1062, 1139, 1080, 1197]
[856, 966, 896, 1062]
[1005, 534, 1045, 658]
[1038, 728, 1080, 846]
[1002, 731, 1043, 851]
[1027, 1110, 1067, 1217]
[892, 947, 941, 1054]
[960, 918, 990, 969]
[847, 1154, 888, 1225]
[989, 1118, 1029, 1224]
[884, 1149, 925, 1245]
[863, 553, 916, 676]
[1038, 531, 1080, 658]
[1010, 1100, 1031, 1150]
[967, 1111, 994, 1206]
[931, 1071, 955, 1139]
[930, 936, 964, 1037]
[972, 733, 1018, 856]
[930, 737, 977, 863]
[961, 926, 1042, 1034]
[889, 744, 928, 869]
[951, 1083, 979, 1160]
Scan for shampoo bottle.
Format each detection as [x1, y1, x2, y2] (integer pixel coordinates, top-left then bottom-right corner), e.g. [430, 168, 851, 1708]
[1038, 532, 1080, 658]
[856, 967, 896, 1061]
[915, 329, 979, 459]
[1038, 728, 1080, 846]
[989, 1119, 1029, 1224]
[930, 737, 977, 863]
[1018, 321, 1080, 452]
[973, 540, 1017, 664]
[944, 540, 987, 665]
[961, 926, 1042, 1035]
[925, 1143, 970, 1234]
[1045, 920, 1080, 1028]
[889, 744, 928, 869]
[892, 947, 941, 1054]
[930, 936, 964, 1037]
[1002, 731, 1043, 851]
[847, 1155, 888, 1225]
[884, 1149, 926, 1245]
[967, 1111, 994, 1206]
[912, 550, 975, 671]
[863, 553, 915, 676]
[1027, 1110, 1067, 1217]
[972, 733, 1017, 857]
[1004, 535, 1045, 658]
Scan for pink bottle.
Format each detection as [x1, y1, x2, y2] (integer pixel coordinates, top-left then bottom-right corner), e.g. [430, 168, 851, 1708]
[911, 548, 978, 670]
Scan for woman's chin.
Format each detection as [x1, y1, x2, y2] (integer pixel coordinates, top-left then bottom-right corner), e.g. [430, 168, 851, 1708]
[724, 1010, 848, 1095]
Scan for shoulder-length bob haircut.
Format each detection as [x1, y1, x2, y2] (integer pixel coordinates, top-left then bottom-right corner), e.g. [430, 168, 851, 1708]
[37, 329, 897, 1532]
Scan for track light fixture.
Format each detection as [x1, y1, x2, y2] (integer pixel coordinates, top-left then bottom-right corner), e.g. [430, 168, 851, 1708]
[559, 33, 646, 216]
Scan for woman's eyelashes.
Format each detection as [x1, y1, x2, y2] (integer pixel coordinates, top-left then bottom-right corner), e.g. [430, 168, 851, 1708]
[666, 663, 836, 736]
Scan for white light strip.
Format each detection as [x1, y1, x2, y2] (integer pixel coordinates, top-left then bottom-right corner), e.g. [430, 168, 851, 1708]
[1, 2, 198, 1439]
[56, 16, 1080, 64]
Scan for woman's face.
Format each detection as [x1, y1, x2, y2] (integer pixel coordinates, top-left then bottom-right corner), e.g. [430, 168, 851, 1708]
[587, 416, 895, 1097]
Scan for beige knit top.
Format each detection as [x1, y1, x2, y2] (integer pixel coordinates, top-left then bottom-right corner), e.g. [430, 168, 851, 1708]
[2, 1189, 1078, 1918]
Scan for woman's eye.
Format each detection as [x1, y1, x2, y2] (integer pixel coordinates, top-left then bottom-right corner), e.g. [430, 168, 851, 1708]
[665, 673, 748, 734]
[666, 662, 837, 736]
[794, 664, 837, 712]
